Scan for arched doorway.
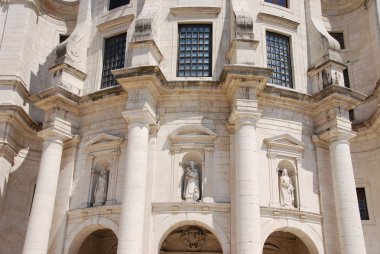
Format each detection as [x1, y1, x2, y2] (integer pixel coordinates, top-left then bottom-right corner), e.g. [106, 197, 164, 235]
[160, 225, 223, 253]
[78, 229, 117, 254]
[263, 231, 310, 254]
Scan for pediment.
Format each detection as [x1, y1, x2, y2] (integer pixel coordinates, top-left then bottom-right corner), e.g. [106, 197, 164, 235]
[169, 125, 217, 145]
[264, 134, 304, 154]
[85, 133, 123, 153]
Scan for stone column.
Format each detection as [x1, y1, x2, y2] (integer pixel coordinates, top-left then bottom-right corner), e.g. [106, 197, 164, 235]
[231, 112, 261, 254]
[22, 128, 72, 254]
[118, 108, 156, 253]
[327, 132, 366, 254]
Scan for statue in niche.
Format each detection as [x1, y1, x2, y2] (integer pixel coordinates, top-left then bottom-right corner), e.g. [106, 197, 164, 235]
[182, 161, 200, 202]
[93, 168, 108, 206]
[279, 169, 295, 207]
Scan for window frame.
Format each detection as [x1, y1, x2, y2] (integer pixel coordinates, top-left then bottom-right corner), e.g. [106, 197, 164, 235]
[265, 31, 294, 88]
[355, 180, 376, 225]
[264, 0, 289, 8]
[176, 24, 213, 78]
[100, 32, 127, 89]
[108, 0, 131, 11]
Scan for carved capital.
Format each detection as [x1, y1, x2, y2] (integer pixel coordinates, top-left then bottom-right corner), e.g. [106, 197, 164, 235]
[228, 109, 262, 126]
[318, 126, 356, 143]
[38, 126, 73, 142]
[122, 103, 157, 126]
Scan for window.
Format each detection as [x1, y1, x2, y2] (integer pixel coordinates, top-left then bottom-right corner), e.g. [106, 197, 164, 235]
[59, 34, 69, 43]
[329, 32, 345, 49]
[356, 187, 369, 220]
[178, 24, 212, 77]
[266, 32, 293, 88]
[343, 68, 350, 88]
[265, 0, 288, 8]
[109, 0, 130, 10]
[101, 33, 127, 89]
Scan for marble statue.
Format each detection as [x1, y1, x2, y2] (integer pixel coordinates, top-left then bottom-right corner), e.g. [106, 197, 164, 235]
[94, 168, 108, 205]
[279, 169, 295, 207]
[183, 161, 200, 202]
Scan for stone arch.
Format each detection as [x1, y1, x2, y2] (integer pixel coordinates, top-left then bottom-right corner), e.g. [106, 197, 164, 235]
[155, 216, 230, 254]
[63, 216, 119, 254]
[261, 220, 323, 254]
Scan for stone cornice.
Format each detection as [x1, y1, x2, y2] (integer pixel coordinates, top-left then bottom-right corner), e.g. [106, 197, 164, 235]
[0, 105, 40, 133]
[30, 86, 80, 114]
[228, 109, 262, 126]
[128, 40, 164, 64]
[258, 12, 300, 30]
[49, 63, 87, 82]
[97, 14, 135, 32]
[169, 6, 221, 16]
[311, 85, 366, 114]
[0, 76, 30, 100]
[0, 141, 17, 165]
[67, 204, 121, 220]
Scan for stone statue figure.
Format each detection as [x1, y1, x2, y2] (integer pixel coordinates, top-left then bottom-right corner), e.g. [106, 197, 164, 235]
[94, 168, 108, 206]
[279, 169, 295, 207]
[183, 161, 200, 202]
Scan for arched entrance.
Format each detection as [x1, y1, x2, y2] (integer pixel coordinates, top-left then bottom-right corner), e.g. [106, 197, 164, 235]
[160, 225, 223, 253]
[263, 231, 310, 254]
[78, 229, 117, 254]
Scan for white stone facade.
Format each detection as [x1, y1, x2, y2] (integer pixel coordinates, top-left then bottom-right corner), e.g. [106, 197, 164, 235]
[0, 0, 379, 253]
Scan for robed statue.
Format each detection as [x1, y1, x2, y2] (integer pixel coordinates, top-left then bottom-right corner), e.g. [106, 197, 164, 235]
[94, 168, 108, 205]
[183, 161, 200, 202]
[279, 169, 295, 207]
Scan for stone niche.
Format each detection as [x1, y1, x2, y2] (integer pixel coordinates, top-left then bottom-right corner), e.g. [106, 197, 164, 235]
[168, 125, 217, 203]
[81, 133, 123, 208]
[264, 134, 305, 209]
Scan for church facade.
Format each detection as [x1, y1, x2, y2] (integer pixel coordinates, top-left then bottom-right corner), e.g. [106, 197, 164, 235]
[0, 0, 380, 253]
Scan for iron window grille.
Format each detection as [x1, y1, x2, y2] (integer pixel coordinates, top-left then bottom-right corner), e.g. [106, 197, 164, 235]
[265, 0, 288, 8]
[109, 0, 130, 10]
[266, 32, 293, 88]
[356, 187, 370, 220]
[177, 24, 212, 77]
[101, 33, 127, 89]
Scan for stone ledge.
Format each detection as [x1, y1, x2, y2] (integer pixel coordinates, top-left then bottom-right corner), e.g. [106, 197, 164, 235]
[97, 14, 135, 32]
[261, 206, 322, 224]
[258, 12, 300, 30]
[67, 204, 121, 220]
[152, 202, 231, 214]
[169, 6, 221, 16]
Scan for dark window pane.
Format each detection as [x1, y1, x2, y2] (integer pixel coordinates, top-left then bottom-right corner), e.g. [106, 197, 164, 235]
[356, 188, 370, 220]
[266, 32, 293, 88]
[59, 34, 69, 43]
[265, 0, 288, 8]
[343, 68, 350, 88]
[329, 32, 345, 49]
[109, 0, 130, 10]
[177, 24, 212, 77]
[101, 33, 126, 89]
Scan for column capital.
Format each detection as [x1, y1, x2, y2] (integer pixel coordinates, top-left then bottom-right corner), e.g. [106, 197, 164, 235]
[318, 126, 356, 143]
[122, 103, 157, 126]
[228, 109, 262, 126]
[0, 142, 17, 166]
[37, 126, 73, 142]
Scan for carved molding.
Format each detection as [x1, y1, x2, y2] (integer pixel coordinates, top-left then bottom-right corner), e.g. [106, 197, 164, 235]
[97, 14, 135, 32]
[169, 125, 217, 150]
[85, 133, 123, 154]
[264, 133, 305, 157]
[169, 6, 221, 16]
[258, 12, 300, 30]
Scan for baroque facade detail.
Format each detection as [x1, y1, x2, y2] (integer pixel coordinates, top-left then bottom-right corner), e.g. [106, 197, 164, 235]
[0, 0, 379, 254]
